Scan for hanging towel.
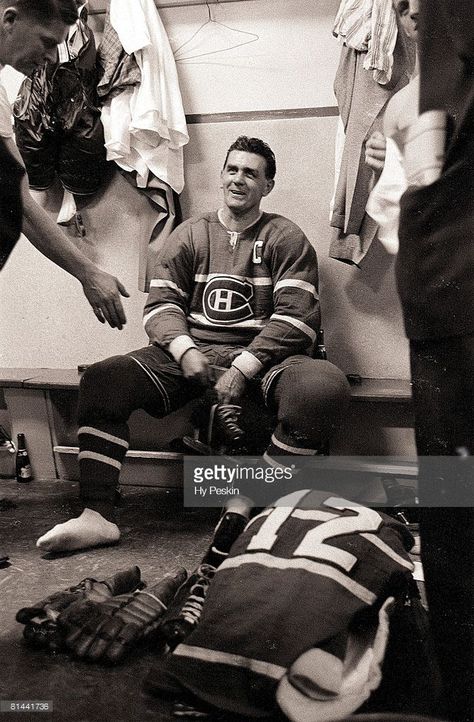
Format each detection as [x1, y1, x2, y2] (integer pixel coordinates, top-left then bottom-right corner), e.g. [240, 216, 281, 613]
[333, 0, 372, 52]
[333, 0, 398, 85]
[102, 0, 189, 194]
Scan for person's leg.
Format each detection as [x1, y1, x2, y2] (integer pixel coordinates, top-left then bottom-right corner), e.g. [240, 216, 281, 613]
[263, 357, 351, 465]
[37, 350, 192, 553]
[410, 335, 474, 722]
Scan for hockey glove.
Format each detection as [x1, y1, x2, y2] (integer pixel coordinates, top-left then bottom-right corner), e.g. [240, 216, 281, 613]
[16, 566, 141, 651]
[59, 567, 187, 663]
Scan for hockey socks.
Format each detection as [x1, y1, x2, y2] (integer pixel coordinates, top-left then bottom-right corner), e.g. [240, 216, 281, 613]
[36, 508, 120, 553]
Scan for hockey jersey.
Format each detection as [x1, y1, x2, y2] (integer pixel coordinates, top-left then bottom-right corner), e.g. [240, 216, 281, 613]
[143, 212, 320, 376]
[145, 490, 414, 718]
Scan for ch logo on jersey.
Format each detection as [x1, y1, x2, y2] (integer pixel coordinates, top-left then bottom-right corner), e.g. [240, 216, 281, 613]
[203, 275, 254, 324]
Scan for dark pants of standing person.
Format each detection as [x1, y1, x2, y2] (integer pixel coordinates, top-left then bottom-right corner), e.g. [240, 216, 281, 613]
[410, 335, 474, 722]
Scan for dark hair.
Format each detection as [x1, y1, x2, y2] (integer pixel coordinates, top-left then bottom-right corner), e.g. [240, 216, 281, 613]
[224, 136, 276, 180]
[4, 0, 78, 25]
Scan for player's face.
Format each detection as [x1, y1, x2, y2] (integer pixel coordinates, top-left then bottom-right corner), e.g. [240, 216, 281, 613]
[394, 0, 418, 40]
[221, 151, 274, 216]
[0, 8, 68, 75]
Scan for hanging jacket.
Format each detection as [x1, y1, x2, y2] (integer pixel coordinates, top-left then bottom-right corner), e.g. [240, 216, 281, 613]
[13, 14, 107, 196]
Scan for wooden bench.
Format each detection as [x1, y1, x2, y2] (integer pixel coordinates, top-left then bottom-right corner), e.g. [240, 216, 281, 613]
[0, 368, 417, 487]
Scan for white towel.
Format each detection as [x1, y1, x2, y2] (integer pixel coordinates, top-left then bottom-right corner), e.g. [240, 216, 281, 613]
[333, 0, 398, 85]
[277, 597, 394, 722]
[103, 0, 188, 193]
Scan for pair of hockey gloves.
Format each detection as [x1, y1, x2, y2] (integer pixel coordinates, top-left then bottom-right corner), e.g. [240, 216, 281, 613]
[16, 565, 187, 663]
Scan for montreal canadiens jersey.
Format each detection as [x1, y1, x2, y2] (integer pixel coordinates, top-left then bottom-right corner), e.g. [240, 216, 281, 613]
[143, 212, 320, 371]
[146, 490, 415, 717]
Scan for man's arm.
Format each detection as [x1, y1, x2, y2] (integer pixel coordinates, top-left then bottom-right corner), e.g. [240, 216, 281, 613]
[4, 137, 129, 329]
[235, 226, 320, 372]
[143, 222, 211, 386]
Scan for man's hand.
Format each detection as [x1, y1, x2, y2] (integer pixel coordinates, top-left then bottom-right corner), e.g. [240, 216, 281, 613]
[214, 366, 246, 404]
[180, 348, 211, 386]
[365, 131, 387, 172]
[82, 269, 130, 330]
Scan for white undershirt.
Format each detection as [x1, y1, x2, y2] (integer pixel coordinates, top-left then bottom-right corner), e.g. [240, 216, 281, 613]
[0, 74, 13, 138]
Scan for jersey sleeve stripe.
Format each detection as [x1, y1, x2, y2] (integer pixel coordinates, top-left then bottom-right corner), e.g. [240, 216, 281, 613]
[274, 279, 319, 299]
[270, 314, 317, 342]
[173, 643, 286, 680]
[149, 279, 189, 298]
[143, 303, 186, 328]
[361, 533, 415, 571]
[218, 553, 377, 605]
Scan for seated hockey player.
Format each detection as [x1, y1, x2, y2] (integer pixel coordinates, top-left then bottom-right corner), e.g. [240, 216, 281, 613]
[36, 135, 351, 554]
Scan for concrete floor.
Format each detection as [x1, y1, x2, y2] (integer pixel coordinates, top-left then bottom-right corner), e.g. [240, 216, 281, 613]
[0, 478, 221, 722]
[0, 477, 427, 722]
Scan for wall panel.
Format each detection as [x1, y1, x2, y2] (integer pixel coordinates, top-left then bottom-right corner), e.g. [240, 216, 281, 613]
[0, 0, 410, 379]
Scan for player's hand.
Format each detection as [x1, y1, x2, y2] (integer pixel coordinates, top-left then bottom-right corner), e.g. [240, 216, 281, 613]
[365, 131, 387, 172]
[214, 366, 246, 404]
[180, 348, 211, 386]
[82, 268, 130, 330]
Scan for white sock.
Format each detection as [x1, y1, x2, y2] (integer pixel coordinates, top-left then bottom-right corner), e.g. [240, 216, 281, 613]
[36, 508, 120, 553]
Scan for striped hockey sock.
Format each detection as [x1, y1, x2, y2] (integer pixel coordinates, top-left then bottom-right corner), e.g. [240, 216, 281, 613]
[78, 424, 130, 517]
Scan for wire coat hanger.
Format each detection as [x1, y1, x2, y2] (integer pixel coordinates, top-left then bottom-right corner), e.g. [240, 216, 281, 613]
[174, 1, 259, 62]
